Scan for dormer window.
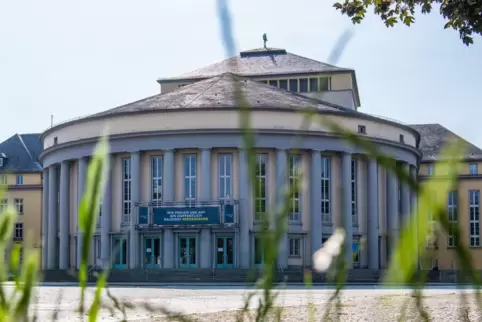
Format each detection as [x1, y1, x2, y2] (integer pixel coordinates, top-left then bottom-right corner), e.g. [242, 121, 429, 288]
[399, 134, 405, 143]
[358, 125, 366, 134]
[0, 153, 6, 168]
[53, 137, 58, 145]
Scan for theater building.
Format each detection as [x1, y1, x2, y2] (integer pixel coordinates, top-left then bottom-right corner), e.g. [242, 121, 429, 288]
[39, 47, 421, 271]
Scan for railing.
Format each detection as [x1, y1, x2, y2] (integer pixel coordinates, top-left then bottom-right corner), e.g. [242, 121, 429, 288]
[135, 200, 239, 228]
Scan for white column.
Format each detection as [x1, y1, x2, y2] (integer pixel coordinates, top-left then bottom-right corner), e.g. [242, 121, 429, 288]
[341, 152, 353, 268]
[59, 161, 70, 269]
[129, 151, 141, 269]
[367, 159, 379, 270]
[200, 148, 212, 268]
[42, 169, 49, 270]
[76, 157, 88, 270]
[101, 155, 113, 269]
[310, 151, 322, 258]
[47, 165, 58, 269]
[276, 149, 288, 269]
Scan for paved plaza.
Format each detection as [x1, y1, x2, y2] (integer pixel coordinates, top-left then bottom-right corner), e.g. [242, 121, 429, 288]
[8, 283, 477, 321]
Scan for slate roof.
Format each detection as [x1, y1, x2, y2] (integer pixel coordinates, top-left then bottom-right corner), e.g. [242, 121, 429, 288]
[93, 73, 345, 118]
[157, 48, 351, 82]
[410, 124, 482, 161]
[0, 133, 43, 173]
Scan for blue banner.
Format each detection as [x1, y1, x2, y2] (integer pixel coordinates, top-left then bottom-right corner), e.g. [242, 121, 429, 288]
[152, 206, 220, 225]
[224, 204, 234, 223]
[138, 207, 149, 225]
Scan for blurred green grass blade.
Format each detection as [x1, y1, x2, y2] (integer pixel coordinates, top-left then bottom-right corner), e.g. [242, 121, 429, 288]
[88, 270, 108, 322]
[14, 250, 39, 321]
[77, 136, 109, 314]
[385, 140, 464, 284]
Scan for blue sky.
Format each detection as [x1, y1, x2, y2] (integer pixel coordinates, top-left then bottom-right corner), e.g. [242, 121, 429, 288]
[1, 0, 481, 146]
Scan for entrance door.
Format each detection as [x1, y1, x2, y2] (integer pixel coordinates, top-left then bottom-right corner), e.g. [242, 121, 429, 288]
[179, 237, 197, 268]
[216, 237, 234, 268]
[113, 238, 127, 269]
[254, 237, 264, 268]
[144, 237, 161, 268]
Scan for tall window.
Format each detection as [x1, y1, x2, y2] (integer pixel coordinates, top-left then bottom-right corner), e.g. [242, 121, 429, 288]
[122, 158, 131, 224]
[321, 157, 331, 223]
[0, 175, 6, 185]
[14, 199, 23, 214]
[351, 159, 358, 226]
[469, 190, 480, 247]
[447, 191, 458, 247]
[14, 223, 23, 240]
[427, 192, 437, 247]
[151, 156, 163, 202]
[469, 163, 478, 175]
[0, 199, 7, 213]
[184, 154, 197, 204]
[16, 175, 23, 185]
[255, 154, 268, 221]
[289, 237, 301, 257]
[289, 155, 301, 222]
[427, 164, 434, 176]
[218, 154, 233, 200]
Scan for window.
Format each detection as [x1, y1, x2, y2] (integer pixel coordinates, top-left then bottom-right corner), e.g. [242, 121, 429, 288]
[289, 155, 301, 221]
[309, 78, 319, 92]
[447, 191, 458, 248]
[299, 78, 308, 92]
[321, 157, 331, 223]
[351, 159, 358, 226]
[357, 125, 366, 134]
[184, 154, 197, 204]
[0, 199, 7, 213]
[254, 154, 268, 221]
[399, 134, 405, 143]
[151, 156, 163, 202]
[427, 164, 434, 176]
[14, 223, 23, 240]
[0, 175, 6, 185]
[16, 175, 23, 185]
[0, 158, 3, 167]
[279, 79, 288, 90]
[289, 79, 298, 92]
[469, 190, 480, 247]
[427, 192, 437, 247]
[122, 158, 132, 224]
[469, 163, 478, 175]
[320, 77, 330, 91]
[289, 238, 301, 257]
[14, 199, 23, 214]
[218, 154, 233, 200]
[268, 80, 278, 87]
[53, 137, 58, 145]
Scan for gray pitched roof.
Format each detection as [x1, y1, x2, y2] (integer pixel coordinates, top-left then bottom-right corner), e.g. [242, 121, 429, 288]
[157, 48, 351, 82]
[410, 123, 482, 161]
[0, 133, 43, 173]
[94, 73, 345, 118]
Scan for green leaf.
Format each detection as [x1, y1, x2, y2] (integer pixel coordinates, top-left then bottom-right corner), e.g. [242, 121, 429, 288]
[77, 136, 110, 315]
[384, 140, 464, 284]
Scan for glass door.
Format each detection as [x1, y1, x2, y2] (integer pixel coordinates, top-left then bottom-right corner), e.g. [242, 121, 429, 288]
[216, 237, 234, 268]
[144, 237, 161, 268]
[179, 237, 197, 268]
[113, 238, 127, 269]
[254, 237, 264, 268]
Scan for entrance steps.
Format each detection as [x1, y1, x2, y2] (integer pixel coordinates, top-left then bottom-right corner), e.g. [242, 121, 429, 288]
[40, 268, 382, 284]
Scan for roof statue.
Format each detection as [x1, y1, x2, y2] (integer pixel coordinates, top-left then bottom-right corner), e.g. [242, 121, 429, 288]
[263, 33, 268, 49]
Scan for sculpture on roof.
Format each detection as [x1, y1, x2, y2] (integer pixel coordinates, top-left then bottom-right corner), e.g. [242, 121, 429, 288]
[263, 33, 268, 49]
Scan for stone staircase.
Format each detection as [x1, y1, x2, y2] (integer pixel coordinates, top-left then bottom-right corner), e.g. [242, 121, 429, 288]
[40, 268, 382, 284]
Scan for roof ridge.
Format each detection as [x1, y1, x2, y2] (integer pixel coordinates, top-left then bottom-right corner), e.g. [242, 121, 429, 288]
[16, 133, 33, 160]
[287, 52, 350, 70]
[180, 74, 226, 108]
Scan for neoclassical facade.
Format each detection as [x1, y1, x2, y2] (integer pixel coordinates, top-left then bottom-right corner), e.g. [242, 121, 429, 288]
[40, 48, 421, 271]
